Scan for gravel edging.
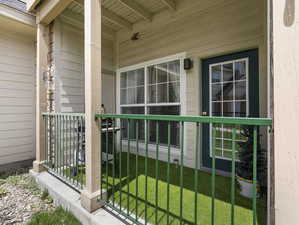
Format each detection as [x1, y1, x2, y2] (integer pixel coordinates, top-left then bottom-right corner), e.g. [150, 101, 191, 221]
[0, 172, 55, 225]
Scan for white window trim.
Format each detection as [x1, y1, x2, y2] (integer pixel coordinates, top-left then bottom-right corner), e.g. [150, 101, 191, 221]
[208, 57, 249, 161]
[116, 52, 187, 154]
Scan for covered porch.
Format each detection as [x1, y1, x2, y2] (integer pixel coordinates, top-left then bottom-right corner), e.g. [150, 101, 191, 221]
[30, 0, 275, 224]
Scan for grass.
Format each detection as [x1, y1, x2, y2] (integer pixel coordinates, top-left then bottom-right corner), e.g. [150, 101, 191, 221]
[27, 207, 82, 225]
[69, 152, 266, 225]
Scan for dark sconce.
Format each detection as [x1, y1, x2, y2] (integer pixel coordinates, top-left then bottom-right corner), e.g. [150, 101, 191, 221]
[131, 32, 140, 41]
[184, 58, 193, 70]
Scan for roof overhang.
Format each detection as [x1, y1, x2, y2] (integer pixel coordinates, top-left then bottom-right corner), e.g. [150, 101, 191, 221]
[26, 0, 40, 12]
[0, 3, 35, 27]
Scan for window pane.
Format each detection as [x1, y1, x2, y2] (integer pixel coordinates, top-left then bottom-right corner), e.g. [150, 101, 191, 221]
[121, 107, 145, 140]
[212, 84, 222, 101]
[127, 87, 136, 104]
[147, 60, 180, 104]
[120, 68, 145, 106]
[136, 68, 145, 86]
[127, 70, 136, 87]
[169, 60, 180, 82]
[120, 89, 127, 104]
[235, 61, 246, 80]
[223, 82, 234, 101]
[235, 81, 246, 100]
[211, 65, 221, 83]
[223, 63, 233, 82]
[223, 101, 234, 117]
[148, 85, 156, 103]
[120, 72, 127, 88]
[157, 63, 168, 83]
[169, 82, 180, 102]
[235, 101, 247, 117]
[137, 86, 145, 104]
[212, 102, 222, 116]
[157, 83, 168, 103]
[148, 66, 157, 84]
[148, 106, 180, 147]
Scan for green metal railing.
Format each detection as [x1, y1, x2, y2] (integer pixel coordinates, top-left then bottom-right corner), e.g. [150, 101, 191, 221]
[42, 113, 86, 191]
[96, 114, 272, 225]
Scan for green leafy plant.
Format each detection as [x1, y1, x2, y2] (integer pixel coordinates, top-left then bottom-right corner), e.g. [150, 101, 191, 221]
[236, 126, 267, 195]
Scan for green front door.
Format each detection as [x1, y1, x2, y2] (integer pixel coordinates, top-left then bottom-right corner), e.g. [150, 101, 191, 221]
[202, 49, 259, 172]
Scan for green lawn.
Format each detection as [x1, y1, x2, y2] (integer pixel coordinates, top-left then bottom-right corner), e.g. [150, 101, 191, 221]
[27, 207, 82, 225]
[72, 152, 266, 225]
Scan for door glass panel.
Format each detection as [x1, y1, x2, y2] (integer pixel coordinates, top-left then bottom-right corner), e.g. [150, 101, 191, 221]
[235, 61, 246, 80]
[223, 101, 234, 117]
[212, 84, 222, 101]
[209, 58, 248, 160]
[223, 63, 233, 82]
[212, 102, 222, 116]
[211, 65, 221, 83]
[235, 81, 246, 100]
[223, 82, 234, 100]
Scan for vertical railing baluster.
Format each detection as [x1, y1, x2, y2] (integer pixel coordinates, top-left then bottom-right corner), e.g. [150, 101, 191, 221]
[155, 121, 159, 224]
[69, 115, 72, 184]
[194, 122, 200, 224]
[65, 115, 71, 181]
[71, 115, 75, 184]
[60, 115, 63, 177]
[112, 118, 116, 207]
[55, 115, 58, 173]
[127, 119, 130, 215]
[231, 126, 236, 225]
[44, 115, 47, 167]
[145, 119, 148, 225]
[180, 121, 184, 225]
[106, 118, 109, 200]
[81, 115, 84, 188]
[135, 120, 139, 222]
[119, 119, 123, 210]
[74, 116, 78, 187]
[64, 115, 67, 180]
[253, 126, 257, 225]
[211, 124, 216, 225]
[167, 121, 171, 224]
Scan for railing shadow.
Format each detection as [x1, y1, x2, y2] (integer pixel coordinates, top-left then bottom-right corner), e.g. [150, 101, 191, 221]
[101, 152, 267, 225]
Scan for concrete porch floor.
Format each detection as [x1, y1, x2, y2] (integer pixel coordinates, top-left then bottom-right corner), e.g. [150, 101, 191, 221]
[30, 170, 132, 225]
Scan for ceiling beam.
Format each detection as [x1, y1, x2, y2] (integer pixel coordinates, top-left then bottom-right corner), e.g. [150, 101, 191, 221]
[37, 0, 74, 25]
[72, 0, 132, 30]
[102, 7, 132, 30]
[119, 0, 152, 22]
[161, 0, 176, 11]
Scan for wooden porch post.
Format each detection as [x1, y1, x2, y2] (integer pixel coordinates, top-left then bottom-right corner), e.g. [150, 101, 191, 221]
[33, 23, 49, 173]
[273, 0, 299, 224]
[80, 0, 102, 212]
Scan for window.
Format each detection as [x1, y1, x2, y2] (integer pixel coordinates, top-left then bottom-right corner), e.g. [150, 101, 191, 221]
[209, 58, 248, 160]
[119, 56, 183, 148]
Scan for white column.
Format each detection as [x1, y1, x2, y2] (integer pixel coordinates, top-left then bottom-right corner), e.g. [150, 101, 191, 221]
[33, 23, 49, 173]
[80, 0, 103, 212]
[273, 0, 299, 224]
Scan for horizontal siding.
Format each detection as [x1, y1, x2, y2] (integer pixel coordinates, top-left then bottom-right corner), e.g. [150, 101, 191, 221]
[54, 16, 116, 113]
[0, 27, 35, 165]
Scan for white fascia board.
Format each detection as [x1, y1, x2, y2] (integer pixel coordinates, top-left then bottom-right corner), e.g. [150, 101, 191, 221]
[0, 4, 36, 27]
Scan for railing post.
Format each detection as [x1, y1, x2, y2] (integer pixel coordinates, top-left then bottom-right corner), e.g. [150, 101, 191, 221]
[80, 0, 103, 213]
[33, 23, 49, 173]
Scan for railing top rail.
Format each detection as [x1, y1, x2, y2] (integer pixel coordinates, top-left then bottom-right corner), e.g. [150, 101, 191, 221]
[96, 114, 272, 126]
[42, 112, 85, 117]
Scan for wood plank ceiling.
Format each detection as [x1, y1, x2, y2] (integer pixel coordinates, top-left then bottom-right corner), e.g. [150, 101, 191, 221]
[70, 0, 176, 31]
